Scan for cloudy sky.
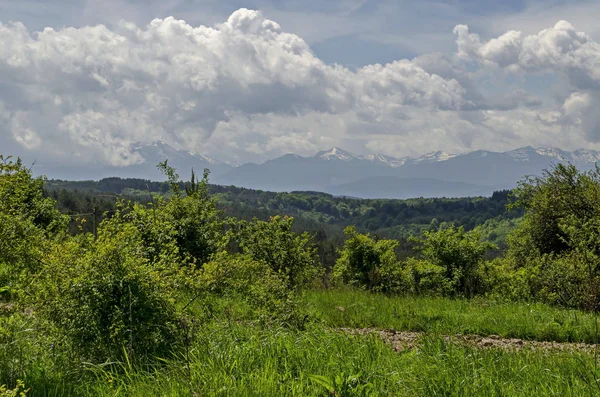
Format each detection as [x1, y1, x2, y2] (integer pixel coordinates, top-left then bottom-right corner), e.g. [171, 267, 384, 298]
[2, 0, 600, 167]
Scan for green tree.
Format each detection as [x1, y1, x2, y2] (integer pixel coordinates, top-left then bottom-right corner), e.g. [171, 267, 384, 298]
[500, 164, 600, 307]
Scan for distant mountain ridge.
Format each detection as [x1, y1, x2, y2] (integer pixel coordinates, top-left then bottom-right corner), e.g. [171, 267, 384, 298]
[39, 141, 600, 199]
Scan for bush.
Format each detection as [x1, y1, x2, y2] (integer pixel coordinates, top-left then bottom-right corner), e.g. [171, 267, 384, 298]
[198, 253, 305, 327]
[333, 226, 406, 292]
[236, 216, 321, 289]
[33, 220, 181, 363]
[414, 226, 495, 297]
[0, 156, 68, 299]
[155, 163, 225, 266]
[501, 164, 600, 310]
[404, 258, 453, 296]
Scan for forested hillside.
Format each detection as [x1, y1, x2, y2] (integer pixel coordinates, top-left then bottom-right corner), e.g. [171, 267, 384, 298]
[44, 176, 522, 265]
[45, 177, 521, 235]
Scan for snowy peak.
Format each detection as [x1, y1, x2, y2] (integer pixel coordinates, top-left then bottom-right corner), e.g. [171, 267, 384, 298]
[570, 149, 600, 164]
[505, 146, 600, 164]
[505, 146, 537, 162]
[314, 147, 362, 161]
[412, 151, 458, 164]
[131, 141, 226, 166]
[364, 153, 408, 168]
[535, 147, 570, 161]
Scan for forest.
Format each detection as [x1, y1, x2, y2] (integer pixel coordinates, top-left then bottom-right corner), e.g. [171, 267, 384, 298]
[3, 154, 600, 396]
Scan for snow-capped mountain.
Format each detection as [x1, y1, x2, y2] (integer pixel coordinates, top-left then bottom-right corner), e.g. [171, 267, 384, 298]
[410, 151, 458, 164]
[131, 141, 225, 166]
[213, 145, 600, 198]
[41, 142, 600, 198]
[363, 154, 409, 168]
[314, 147, 362, 161]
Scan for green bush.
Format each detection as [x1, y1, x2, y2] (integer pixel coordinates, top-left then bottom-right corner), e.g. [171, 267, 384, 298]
[0, 156, 68, 299]
[500, 164, 600, 310]
[413, 226, 496, 297]
[333, 226, 406, 293]
[404, 258, 453, 296]
[236, 216, 321, 289]
[155, 162, 225, 266]
[33, 220, 181, 363]
[198, 253, 305, 327]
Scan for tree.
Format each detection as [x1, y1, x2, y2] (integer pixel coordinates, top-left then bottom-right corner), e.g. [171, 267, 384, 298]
[493, 164, 600, 309]
[509, 163, 600, 257]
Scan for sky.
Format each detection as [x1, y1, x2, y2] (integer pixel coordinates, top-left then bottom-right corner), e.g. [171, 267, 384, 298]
[2, 0, 600, 167]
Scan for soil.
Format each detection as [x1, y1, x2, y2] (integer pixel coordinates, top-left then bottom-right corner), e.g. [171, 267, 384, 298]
[340, 328, 600, 354]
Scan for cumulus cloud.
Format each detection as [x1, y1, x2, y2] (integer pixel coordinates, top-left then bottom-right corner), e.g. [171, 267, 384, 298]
[2, 9, 600, 167]
[454, 20, 600, 141]
[0, 8, 468, 166]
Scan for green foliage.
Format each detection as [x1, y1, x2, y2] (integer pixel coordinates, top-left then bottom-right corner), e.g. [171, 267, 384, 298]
[235, 216, 321, 289]
[33, 220, 181, 363]
[0, 156, 68, 298]
[0, 380, 28, 397]
[414, 226, 496, 296]
[500, 164, 600, 310]
[403, 258, 454, 296]
[510, 163, 600, 257]
[198, 253, 305, 326]
[160, 165, 224, 266]
[333, 226, 406, 292]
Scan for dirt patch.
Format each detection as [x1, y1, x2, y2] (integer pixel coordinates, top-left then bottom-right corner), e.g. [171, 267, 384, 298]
[340, 328, 600, 354]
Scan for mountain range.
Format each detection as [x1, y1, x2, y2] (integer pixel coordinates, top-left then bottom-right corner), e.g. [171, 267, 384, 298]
[43, 142, 600, 199]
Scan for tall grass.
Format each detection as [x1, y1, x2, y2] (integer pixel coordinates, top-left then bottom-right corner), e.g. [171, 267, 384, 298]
[304, 289, 600, 343]
[7, 290, 600, 396]
[40, 322, 600, 396]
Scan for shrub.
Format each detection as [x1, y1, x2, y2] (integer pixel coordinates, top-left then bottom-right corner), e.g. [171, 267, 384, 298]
[414, 226, 495, 297]
[156, 163, 225, 266]
[236, 216, 321, 289]
[0, 156, 68, 299]
[198, 253, 305, 327]
[404, 258, 453, 296]
[333, 226, 405, 292]
[33, 220, 181, 363]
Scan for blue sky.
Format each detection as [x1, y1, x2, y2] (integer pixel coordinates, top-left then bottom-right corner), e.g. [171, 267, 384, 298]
[1, 0, 600, 166]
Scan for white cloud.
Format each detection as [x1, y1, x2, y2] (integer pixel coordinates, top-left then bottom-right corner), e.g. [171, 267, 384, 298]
[454, 20, 600, 142]
[0, 8, 468, 165]
[2, 9, 600, 167]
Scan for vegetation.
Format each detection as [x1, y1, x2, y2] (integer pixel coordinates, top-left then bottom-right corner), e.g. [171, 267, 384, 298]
[4, 154, 600, 395]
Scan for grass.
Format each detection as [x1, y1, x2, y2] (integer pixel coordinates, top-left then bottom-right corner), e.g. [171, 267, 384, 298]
[304, 289, 600, 343]
[7, 290, 600, 396]
[47, 323, 600, 396]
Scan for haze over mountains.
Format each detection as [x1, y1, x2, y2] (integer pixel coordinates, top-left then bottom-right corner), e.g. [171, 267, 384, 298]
[43, 142, 600, 199]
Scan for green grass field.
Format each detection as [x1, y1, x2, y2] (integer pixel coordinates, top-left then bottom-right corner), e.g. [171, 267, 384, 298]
[304, 289, 600, 343]
[77, 323, 600, 397]
[7, 289, 600, 396]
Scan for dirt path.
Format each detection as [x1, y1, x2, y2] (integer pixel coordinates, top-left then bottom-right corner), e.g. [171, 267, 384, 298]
[340, 328, 600, 354]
